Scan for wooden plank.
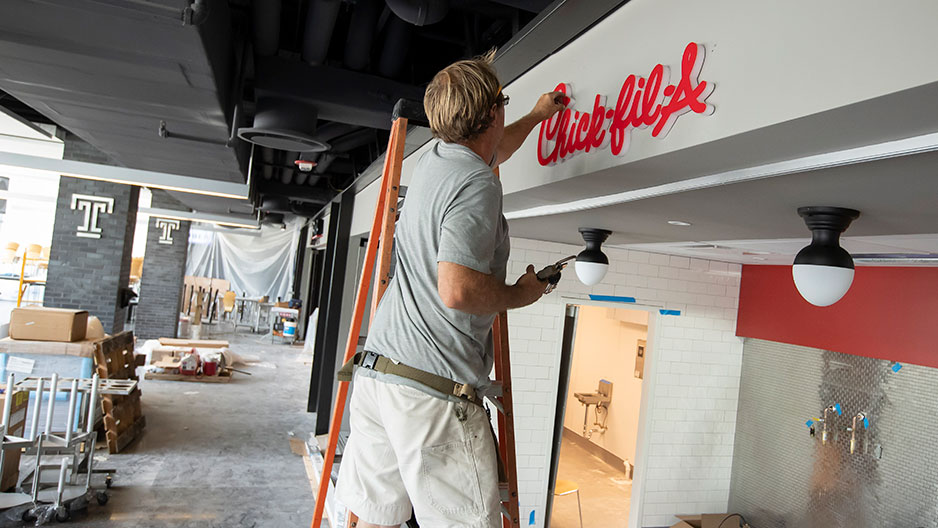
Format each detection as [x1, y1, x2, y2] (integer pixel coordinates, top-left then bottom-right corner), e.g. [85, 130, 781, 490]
[143, 371, 233, 383]
[157, 338, 228, 348]
[92, 332, 145, 454]
[108, 415, 146, 454]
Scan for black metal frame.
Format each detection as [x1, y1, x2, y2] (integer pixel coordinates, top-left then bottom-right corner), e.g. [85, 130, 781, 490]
[544, 304, 580, 527]
[308, 190, 355, 434]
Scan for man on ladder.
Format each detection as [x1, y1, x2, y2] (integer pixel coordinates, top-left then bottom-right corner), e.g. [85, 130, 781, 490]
[334, 51, 565, 528]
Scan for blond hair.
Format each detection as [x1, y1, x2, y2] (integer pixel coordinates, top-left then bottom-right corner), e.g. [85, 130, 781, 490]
[423, 49, 502, 143]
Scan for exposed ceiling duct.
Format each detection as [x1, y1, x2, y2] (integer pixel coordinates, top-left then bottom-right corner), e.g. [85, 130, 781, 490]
[252, 0, 280, 57]
[385, 0, 450, 26]
[378, 14, 413, 78]
[303, 0, 342, 65]
[253, 57, 424, 130]
[237, 96, 330, 152]
[345, 0, 382, 71]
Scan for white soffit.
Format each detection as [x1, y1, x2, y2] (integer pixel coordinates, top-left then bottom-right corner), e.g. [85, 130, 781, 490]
[619, 234, 938, 266]
[138, 207, 259, 230]
[0, 151, 250, 200]
[505, 131, 938, 220]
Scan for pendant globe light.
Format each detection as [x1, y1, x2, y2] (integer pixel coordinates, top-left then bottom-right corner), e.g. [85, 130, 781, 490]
[575, 228, 612, 286]
[791, 207, 860, 307]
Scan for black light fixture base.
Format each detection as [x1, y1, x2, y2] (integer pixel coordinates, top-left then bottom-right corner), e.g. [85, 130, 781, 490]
[794, 206, 860, 269]
[577, 228, 612, 264]
[797, 206, 860, 232]
[578, 227, 612, 246]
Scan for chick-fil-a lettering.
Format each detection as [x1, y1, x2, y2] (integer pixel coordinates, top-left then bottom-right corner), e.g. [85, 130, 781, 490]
[537, 42, 715, 166]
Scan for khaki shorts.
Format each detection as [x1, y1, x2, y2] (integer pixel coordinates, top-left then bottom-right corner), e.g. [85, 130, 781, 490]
[335, 374, 501, 527]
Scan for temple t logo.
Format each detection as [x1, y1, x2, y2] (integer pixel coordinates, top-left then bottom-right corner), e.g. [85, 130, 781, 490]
[70, 193, 114, 239]
[155, 218, 181, 245]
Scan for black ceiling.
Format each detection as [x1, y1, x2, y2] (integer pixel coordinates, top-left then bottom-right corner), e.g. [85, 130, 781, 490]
[0, 0, 626, 220]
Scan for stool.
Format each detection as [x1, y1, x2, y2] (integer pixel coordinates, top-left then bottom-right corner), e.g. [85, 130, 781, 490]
[554, 479, 583, 528]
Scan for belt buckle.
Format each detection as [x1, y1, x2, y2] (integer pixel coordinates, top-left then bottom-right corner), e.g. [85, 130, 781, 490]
[360, 351, 379, 370]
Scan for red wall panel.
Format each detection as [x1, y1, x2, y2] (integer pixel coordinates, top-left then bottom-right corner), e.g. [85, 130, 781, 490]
[736, 265, 938, 368]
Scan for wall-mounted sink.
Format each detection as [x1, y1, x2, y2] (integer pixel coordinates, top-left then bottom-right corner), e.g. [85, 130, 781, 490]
[574, 380, 613, 437]
[574, 391, 611, 406]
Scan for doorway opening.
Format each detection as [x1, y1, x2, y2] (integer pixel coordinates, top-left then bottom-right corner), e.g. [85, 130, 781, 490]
[547, 304, 652, 528]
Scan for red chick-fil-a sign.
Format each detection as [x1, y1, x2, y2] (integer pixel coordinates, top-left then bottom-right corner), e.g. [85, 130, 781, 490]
[537, 42, 715, 166]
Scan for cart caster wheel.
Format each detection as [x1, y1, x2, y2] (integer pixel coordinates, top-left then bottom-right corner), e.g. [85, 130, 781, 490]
[22, 509, 36, 522]
[105, 475, 113, 489]
[55, 506, 69, 522]
[96, 491, 109, 505]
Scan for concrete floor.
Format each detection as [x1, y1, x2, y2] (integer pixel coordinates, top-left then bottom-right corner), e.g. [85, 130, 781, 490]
[55, 332, 319, 528]
[551, 436, 632, 528]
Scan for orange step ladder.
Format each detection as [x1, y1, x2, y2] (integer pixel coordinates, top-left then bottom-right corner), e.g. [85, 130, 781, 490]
[311, 99, 521, 528]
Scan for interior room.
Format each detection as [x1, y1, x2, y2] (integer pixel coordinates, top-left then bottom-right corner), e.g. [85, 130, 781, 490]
[550, 305, 649, 528]
[0, 1, 936, 527]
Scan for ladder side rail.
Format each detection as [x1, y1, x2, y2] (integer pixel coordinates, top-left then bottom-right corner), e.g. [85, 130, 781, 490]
[369, 119, 408, 322]
[493, 312, 521, 528]
[311, 117, 408, 528]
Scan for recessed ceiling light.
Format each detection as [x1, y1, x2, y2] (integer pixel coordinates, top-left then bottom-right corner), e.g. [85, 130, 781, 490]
[667, 220, 692, 226]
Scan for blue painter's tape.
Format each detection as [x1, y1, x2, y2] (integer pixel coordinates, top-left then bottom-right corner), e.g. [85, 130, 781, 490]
[659, 309, 682, 316]
[805, 419, 814, 428]
[588, 294, 636, 303]
[529, 510, 535, 525]
[834, 403, 842, 416]
[891, 362, 903, 373]
[863, 417, 870, 429]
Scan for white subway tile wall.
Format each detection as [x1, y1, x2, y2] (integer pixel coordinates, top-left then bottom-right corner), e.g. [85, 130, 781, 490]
[505, 238, 744, 528]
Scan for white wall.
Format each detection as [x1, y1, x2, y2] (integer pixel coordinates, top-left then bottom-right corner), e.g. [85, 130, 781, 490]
[497, 0, 938, 196]
[505, 237, 743, 528]
[563, 305, 647, 467]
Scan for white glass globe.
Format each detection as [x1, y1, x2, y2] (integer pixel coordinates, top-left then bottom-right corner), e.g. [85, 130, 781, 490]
[575, 260, 608, 286]
[791, 264, 855, 307]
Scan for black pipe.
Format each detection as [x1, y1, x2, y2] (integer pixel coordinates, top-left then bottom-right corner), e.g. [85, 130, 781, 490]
[302, 0, 342, 65]
[384, 0, 449, 26]
[315, 153, 337, 174]
[252, 0, 281, 56]
[345, 0, 382, 71]
[329, 128, 376, 152]
[378, 14, 412, 78]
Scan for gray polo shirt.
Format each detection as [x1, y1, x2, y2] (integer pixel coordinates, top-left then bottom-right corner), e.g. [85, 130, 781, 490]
[360, 140, 510, 400]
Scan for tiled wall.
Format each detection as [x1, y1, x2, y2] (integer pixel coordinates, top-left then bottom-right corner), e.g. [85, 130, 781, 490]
[729, 338, 938, 527]
[504, 237, 744, 527]
[135, 189, 191, 340]
[44, 177, 139, 333]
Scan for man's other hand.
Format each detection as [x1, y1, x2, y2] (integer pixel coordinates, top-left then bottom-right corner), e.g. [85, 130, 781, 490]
[514, 265, 545, 306]
[530, 91, 567, 122]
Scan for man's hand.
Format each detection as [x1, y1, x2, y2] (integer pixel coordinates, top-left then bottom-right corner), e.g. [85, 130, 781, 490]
[496, 91, 568, 166]
[514, 265, 545, 307]
[529, 91, 567, 122]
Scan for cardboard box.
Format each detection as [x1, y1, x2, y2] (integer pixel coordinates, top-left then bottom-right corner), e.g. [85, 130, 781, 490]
[671, 514, 740, 528]
[9, 307, 88, 342]
[0, 388, 28, 491]
[0, 337, 98, 358]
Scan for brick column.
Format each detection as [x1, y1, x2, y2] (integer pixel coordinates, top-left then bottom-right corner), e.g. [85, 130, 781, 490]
[44, 177, 139, 334]
[134, 190, 191, 340]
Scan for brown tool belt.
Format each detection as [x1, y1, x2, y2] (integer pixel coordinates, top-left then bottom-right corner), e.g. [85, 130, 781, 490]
[337, 351, 482, 406]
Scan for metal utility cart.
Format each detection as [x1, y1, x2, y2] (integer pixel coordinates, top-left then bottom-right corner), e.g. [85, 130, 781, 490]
[0, 373, 134, 524]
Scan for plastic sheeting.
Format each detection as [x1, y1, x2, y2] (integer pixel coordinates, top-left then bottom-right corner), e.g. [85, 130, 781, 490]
[186, 219, 302, 301]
